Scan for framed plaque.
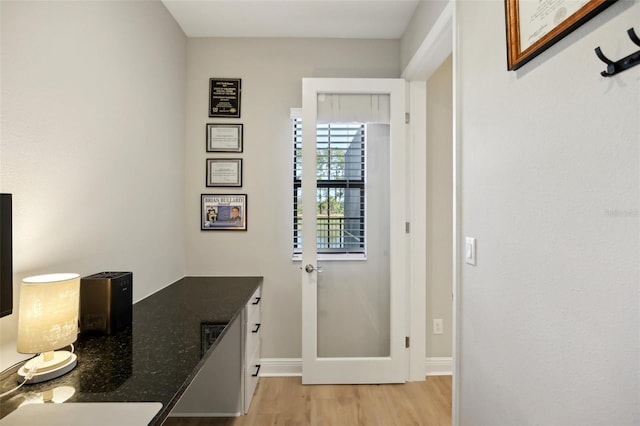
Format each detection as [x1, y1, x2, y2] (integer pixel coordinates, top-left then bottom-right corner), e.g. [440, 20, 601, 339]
[201, 194, 247, 231]
[209, 78, 241, 118]
[206, 158, 242, 187]
[505, 0, 617, 70]
[206, 123, 243, 153]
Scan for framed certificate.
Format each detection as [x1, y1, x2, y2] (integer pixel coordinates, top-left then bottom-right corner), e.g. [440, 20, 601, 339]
[206, 159, 242, 187]
[206, 123, 243, 153]
[505, 0, 617, 70]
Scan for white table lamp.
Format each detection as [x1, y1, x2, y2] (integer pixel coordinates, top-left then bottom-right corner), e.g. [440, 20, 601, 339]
[17, 273, 80, 384]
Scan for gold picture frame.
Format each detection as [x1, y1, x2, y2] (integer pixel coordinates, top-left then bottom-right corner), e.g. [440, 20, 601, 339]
[505, 0, 618, 70]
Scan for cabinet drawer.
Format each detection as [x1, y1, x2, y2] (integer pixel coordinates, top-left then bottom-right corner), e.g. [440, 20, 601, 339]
[244, 346, 261, 414]
[245, 285, 261, 363]
[243, 285, 262, 414]
[246, 287, 261, 325]
[246, 320, 261, 361]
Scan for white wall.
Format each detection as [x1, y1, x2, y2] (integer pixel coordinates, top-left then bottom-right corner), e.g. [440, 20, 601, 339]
[458, 0, 639, 424]
[426, 55, 453, 358]
[184, 37, 400, 358]
[0, 0, 187, 369]
[400, 0, 449, 71]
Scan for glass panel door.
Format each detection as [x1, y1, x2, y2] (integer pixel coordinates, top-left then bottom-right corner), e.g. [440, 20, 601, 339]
[301, 78, 407, 384]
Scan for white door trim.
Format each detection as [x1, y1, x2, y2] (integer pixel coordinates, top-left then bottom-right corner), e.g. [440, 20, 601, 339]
[401, 1, 454, 82]
[401, 1, 458, 424]
[407, 81, 427, 382]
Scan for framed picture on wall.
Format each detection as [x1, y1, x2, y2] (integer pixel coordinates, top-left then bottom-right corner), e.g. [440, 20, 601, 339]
[209, 78, 241, 118]
[505, 0, 617, 70]
[201, 194, 247, 231]
[206, 158, 242, 187]
[206, 123, 243, 153]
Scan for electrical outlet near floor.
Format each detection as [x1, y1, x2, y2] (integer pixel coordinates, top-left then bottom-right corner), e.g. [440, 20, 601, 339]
[433, 318, 443, 335]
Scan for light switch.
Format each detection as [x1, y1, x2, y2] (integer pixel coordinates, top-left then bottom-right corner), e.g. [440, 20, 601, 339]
[465, 237, 476, 266]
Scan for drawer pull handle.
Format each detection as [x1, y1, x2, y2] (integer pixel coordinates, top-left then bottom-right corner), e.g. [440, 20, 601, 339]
[252, 297, 261, 305]
[252, 364, 261, 377]
[252, 323, 261, 333]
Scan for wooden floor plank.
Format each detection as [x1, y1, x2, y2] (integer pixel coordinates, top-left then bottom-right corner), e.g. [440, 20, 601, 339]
[164, 376, 451, 426]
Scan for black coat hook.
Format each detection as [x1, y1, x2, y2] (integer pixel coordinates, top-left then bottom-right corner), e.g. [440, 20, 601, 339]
[595, 27, 640, 77]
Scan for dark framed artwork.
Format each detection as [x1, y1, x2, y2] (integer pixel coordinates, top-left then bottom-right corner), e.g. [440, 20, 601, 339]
[206, 158, 242, 187]
[505, 0, 617, 70]
[201, 194, 247, 231]
[209, 78, 241, 118]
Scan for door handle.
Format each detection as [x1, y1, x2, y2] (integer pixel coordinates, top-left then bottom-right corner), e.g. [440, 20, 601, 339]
[303, 264, 323, 273]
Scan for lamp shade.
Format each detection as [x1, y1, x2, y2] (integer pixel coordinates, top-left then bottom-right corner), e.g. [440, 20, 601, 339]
[17, 273, 80, 354]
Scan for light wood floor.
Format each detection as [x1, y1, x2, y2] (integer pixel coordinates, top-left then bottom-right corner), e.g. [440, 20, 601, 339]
[165, 376, 451, 426]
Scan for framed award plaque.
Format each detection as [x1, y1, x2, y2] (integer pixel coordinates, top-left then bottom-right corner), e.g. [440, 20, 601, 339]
[209, 78, 241, 118]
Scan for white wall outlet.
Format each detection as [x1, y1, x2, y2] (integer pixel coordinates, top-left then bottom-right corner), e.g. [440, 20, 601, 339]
[433, 318, 443, 335]
[465, 237, 476, 266]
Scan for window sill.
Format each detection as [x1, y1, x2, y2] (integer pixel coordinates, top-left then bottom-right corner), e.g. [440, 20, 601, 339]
[291, 253, 367, 261]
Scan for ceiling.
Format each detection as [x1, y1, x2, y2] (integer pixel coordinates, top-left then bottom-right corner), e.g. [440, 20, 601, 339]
[161, 0, 420, 39]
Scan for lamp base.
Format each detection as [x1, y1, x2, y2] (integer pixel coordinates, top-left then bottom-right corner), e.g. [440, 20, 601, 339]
[18, 351, 78, 384]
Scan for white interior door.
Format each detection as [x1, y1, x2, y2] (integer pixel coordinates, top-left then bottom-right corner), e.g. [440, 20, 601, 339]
[301, 78, 408, 384]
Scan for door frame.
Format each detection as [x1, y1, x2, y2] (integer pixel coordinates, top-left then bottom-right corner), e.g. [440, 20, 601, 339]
[300, 77, 409, 384]
[401, 1, 459, 424]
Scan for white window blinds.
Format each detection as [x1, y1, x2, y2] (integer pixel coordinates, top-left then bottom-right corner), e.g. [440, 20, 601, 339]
[293, 117, 366, 255]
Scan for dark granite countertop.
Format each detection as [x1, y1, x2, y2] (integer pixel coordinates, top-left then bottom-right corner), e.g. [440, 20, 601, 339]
[0, 276, 262, 425]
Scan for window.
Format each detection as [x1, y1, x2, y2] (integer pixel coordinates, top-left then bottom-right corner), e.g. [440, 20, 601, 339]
[293, 118, 366, 255]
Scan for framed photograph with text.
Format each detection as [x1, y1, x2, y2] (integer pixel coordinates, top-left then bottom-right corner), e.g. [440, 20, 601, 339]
[206, 123, 243, 153]
[505, 0, 617, 70]
[206, 158, 242, 187]
[201, 194, 247, 231]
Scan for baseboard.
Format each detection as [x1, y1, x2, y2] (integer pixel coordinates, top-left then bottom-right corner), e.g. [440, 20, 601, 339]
[169, 412, 241, 417]
[258, 357, 452, 378]
[259, 358, 302, 377]
[425, 357, 452, 376]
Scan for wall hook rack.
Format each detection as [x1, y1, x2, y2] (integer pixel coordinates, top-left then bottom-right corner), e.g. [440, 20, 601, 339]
[595, 27, 640, 77]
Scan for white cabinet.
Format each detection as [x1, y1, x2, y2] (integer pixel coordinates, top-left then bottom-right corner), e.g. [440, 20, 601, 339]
[170, 284, 262, 417]
[243, 286, 261, 413]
